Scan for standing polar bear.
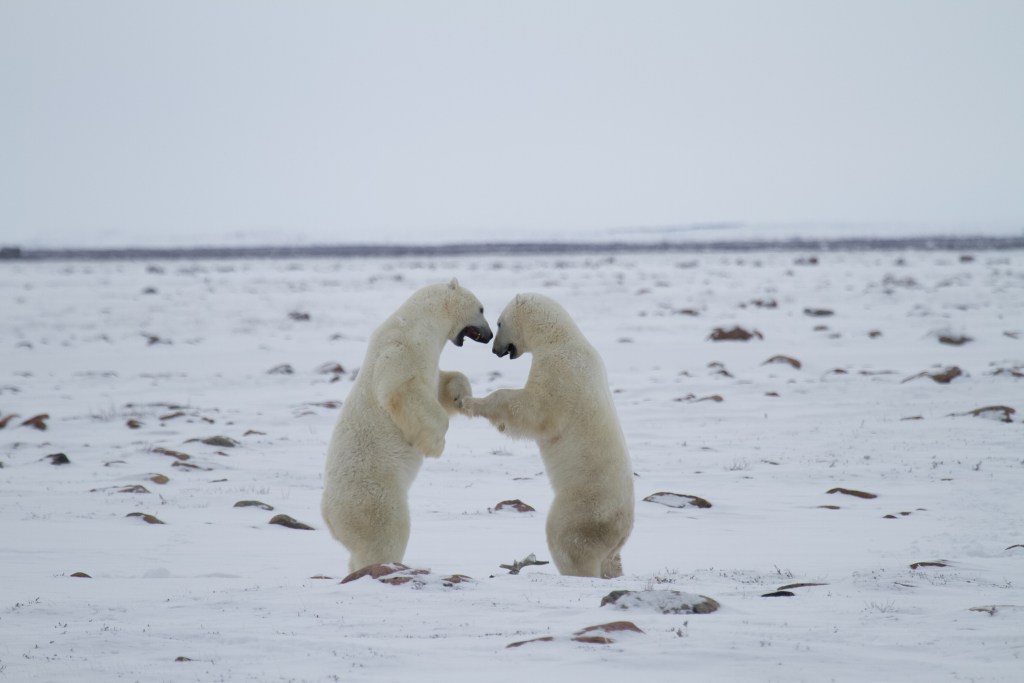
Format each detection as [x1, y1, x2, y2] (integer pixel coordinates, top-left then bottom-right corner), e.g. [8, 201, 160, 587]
[322, 279, 492, 573]
[461, 293, 634, 578]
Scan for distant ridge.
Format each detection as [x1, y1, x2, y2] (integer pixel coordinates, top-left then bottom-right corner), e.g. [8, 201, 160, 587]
[3, 234, 1023, 262]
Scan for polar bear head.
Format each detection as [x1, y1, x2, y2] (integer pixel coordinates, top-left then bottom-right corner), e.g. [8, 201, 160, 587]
[492, 293, 579, 359]
[439, 278, 493, 347]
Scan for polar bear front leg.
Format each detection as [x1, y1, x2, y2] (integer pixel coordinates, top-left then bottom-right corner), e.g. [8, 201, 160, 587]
[462, 388, 541, 439]
[381, 377, 449, 457]
[438, 370, 472, 415]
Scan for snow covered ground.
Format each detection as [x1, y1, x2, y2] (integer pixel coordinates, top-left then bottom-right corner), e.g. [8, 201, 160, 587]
[1, 248, 1022, 682]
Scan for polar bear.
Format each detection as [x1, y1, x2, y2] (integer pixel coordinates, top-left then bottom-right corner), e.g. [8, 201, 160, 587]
[321, 279, 492, 573]
[461, 293, 634, 578]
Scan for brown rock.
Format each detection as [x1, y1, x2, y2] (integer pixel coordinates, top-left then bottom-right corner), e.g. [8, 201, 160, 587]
[574, 621, 644, 636]
[341, 563, 412, 584]
[152, 447, 190, 460]
[572, 636, 615, 645]
[826, 487, 877, 499]
[268, 514, 314, 530]
[126, 419, 142, 429]
[149, 474, 170, 485]
[70, 572, 92, 578]
[762, 355, 802, 369]
[317, 362, 345, 375]
[643, 492, 712, 509]
[494, 499, 536, 513]
[506, 636, 555, 649]
[938, 334, 972, 346]
[234, 500, 274, 511]
[0, 414, 18, 429]
[600, 590, 720, 615]
[708, 326, 763, 341]
[118, 485, 150, 494]
[21, 414, 49, 430]
[911, 561, 948, 570]
[126, 512, 165, 525]
[957, 405, 1016, 423]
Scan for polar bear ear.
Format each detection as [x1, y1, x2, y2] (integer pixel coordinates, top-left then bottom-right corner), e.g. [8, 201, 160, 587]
[448, 278, 460, 290]
[515, 293, 524, 305]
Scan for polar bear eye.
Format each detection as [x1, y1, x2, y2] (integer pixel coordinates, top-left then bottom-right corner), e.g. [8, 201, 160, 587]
[497, 322, 502, 328]
[479, 306, 483, 314]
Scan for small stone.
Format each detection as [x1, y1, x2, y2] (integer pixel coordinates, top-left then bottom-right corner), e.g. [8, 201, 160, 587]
[126, 419, 142, 429]
[268, 514, 314, 530]
[46, 453, 71, 465]
[70, 572, 92, 578]
[761, 591, 795, 598]
[118, 485, 150, 494]
[149, 474, 170, 485]
[803, 308, 834, 317]
[289, 311, 311, 321]
[174, 656, 192, 662]
[267, 364, 295, 375]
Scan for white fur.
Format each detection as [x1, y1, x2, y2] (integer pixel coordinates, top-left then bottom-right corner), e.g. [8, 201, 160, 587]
[462, 293, 635, 578]
[321, 279, 489, 573]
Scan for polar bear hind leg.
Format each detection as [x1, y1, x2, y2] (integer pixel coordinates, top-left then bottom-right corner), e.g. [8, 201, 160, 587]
[323, 486, 411, 573]
[545, 503, 623, 578]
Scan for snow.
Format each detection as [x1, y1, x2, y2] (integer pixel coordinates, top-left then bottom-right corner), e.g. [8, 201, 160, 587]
[1, 248, 1022, 682]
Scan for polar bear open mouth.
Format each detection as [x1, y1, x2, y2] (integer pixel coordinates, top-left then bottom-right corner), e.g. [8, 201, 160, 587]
[495, 342, 520, 359]
[454, 326, 491, 347]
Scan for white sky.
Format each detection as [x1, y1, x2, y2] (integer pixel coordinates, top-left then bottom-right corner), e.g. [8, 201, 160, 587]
[2, 0, 1023, 247]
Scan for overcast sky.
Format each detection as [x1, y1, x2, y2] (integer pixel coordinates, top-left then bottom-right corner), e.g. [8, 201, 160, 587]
[2, 1, 1023, 247]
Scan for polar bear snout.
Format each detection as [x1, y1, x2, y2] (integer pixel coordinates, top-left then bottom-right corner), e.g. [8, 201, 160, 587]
[454, 324, 493, 347]
[493, 341, 519, 359]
